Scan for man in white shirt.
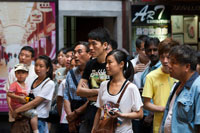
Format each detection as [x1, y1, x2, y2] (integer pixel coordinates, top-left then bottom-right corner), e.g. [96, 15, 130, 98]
[131, 35, 150, 89]
[5, 46, 37, 122]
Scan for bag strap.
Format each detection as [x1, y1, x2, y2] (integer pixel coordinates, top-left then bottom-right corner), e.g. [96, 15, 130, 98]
[41, 78, 50, 89]
[116, 81, 130, 106]
[69, 69, 78, 87]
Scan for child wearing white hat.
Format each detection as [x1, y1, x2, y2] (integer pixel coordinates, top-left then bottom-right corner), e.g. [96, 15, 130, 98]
[7, 63, 38, 133]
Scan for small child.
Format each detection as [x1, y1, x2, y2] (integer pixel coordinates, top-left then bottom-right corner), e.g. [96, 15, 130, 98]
[7, 64, 38, 133]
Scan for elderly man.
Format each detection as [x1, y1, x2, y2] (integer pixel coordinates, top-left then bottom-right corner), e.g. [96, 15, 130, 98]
[64, 41, 91, 132]
[160, 45, 200, 133]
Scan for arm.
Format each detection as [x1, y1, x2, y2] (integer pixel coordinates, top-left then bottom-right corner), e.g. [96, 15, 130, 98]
[64, 99, 77, 122]
[15, 96, 45, 114]
[64, 99, 72, 116]
[7, 92, 26, 104]
[76, 79, 99, 97]
[143, 97, 165, 112]
[57, 96, 63, 116]
[115, 107, 143, 119]
[6, 96, 13, 112]
[91, 108, 101, 133]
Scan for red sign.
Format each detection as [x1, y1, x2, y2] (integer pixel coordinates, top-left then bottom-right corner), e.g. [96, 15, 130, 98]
[30, 10, 43, 23]
[37, 2, 52, 12]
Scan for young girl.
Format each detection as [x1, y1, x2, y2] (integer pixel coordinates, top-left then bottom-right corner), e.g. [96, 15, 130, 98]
[13, 55, 55, 133]
[7, 63, 38, 133]
[92, 50, 143, 133]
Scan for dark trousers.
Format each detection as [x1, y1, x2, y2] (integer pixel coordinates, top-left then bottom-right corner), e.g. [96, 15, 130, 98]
[132, 116, 153, 133]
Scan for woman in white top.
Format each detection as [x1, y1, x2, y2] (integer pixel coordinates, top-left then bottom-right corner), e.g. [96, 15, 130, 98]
[13, 55, 55, 133]
[92, 50, 143, 133]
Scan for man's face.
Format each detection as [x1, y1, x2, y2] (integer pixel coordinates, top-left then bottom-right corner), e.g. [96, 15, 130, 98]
[160, 52, 169, 73]
[168, 56, 186, 80]
[137, 42, 148, 60]
[106, 44, 113, 54]
[65, 51, 73, 70]
[196, 64, 200, 74]
[19, 50, 33, 65]
[88, 39, 107, 57]
[74, 45, 90, 67]
[145, 44, 159, 62]
[57, 51, 66, 67]
[89, 43, 96, 58]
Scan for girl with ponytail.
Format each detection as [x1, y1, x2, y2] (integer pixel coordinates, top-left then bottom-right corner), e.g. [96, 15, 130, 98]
[92, 50, 143, 133]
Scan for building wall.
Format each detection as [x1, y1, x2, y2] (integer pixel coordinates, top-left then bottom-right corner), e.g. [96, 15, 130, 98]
[59, 0, 123, 49]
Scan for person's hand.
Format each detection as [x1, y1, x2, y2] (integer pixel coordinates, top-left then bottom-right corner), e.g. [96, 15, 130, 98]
[19, 96, 27, 104]
[106, 110, 118, 118]
[66, 111, 78, 122]
[12, 111, 18, 118]
[87, 96, 97, 101]
[159, 106, 165, 112]
[81, 81, 89, 88]
[134, 63, 146, 73]
[68, 121, 77, 133]
[91, 127, 96, 133]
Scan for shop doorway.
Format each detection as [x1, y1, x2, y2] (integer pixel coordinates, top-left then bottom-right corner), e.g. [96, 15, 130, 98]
[63, 17, 116, 48]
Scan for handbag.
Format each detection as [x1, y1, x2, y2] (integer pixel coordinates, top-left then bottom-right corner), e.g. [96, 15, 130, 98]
[94, 81, 130, 133]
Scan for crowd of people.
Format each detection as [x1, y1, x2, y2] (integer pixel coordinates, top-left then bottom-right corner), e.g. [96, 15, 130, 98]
[4, 27, 200, 133]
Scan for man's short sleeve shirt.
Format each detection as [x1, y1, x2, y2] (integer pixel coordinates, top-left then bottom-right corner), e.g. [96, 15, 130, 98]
[82, 59, 109, 89]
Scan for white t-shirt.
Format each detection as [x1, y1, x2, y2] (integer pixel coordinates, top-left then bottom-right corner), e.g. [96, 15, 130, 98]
[131, 55, 150, 89]
[32, 78, 55, 118]
[96, 80, 143, 133]
[57, 79, 68, 124]
[164, 93, 177, 133]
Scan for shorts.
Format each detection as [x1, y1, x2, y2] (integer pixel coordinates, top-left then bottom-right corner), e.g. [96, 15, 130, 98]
[22, 109, 37, 118]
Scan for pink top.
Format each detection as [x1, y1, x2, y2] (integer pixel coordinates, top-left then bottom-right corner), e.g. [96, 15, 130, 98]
[8, 82, 28, 110]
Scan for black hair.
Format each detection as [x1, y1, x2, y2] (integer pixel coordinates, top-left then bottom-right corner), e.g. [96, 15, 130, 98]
[136, 35, 149, 48]
[158, 38, 179, 56]
[57, 48, 67, 55]
[36, 55, 53, 80]
[74, 41, 90, 52]
[196, 51, 200, 64]
[169, 45, 197, 71]
[88, 27, 111, 45]
[106, 50, 134, 82]
[52, 58, 58, 64]
[20, 46, 35, 58]
[109, 39, 118, 50]
[145, 37, 160, 50]
[66, 47, 74, 54]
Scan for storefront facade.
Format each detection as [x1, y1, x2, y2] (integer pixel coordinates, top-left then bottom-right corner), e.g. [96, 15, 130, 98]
[59, 0, 130, 49]
[131, 0, 200, 55]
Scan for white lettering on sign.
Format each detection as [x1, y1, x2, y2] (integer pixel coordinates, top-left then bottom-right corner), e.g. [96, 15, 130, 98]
[132, 5, 166, 23]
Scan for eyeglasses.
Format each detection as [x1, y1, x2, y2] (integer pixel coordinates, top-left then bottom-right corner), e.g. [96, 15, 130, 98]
[139, 48, 145, 51]
[74, 49, 86, 55]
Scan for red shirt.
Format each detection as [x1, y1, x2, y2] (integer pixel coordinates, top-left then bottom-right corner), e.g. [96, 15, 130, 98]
[8, 82, 28, 110]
